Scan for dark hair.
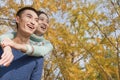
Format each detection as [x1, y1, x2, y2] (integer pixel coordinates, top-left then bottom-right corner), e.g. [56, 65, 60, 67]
[37, 11, 49, 21]
[16, 7, 38, 17]
[16, 7, 38, 28]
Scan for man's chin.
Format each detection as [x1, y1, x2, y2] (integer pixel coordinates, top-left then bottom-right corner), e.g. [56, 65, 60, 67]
[25, 31, 34, 35]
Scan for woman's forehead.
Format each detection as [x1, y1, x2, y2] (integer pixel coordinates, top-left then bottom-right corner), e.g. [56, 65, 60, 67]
[39, 14, 47, 18]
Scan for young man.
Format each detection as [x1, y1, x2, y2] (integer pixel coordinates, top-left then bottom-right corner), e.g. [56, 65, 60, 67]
[0, 7, 44, 80]
[0, 11, 53, 67]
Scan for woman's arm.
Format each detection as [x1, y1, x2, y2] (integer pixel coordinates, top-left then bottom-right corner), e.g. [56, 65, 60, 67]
[0, 33, 53, 57]
[0, 34, 27, 53]
[29, 34, 53, 56]
[0, 32, 15, 42]
[3, 39, 53, 57]
[31, 40, 53, 57]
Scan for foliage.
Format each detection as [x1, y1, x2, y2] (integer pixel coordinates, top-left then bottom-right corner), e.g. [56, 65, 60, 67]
[0, 0, 120, 80]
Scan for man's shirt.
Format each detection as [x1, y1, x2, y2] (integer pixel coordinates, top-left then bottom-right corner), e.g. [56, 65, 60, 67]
[0, 47, 44, 80]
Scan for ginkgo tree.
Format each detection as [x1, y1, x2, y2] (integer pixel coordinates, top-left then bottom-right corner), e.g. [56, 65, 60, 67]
[0, 0, 120, 80]
[46, 0, 120, 80]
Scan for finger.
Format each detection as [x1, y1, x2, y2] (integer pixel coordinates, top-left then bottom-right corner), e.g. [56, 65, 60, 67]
[1, 42, 9, 47]
[1, 51, 6, 58]
[0, 53, 8, 65]
[0, 42, 5, 48]
[0, 52, 13, 67]
[0, 57, 13, 66]
[3, 55, 14, 67]
[0, 58, 6, 66]
[3, 41, 13, 47]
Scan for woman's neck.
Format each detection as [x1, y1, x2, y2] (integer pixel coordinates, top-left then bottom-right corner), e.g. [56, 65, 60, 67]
[34, 31, 43, 36]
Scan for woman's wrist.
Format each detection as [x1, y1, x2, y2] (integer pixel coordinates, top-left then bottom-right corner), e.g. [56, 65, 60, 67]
[26, 45, 33, 55]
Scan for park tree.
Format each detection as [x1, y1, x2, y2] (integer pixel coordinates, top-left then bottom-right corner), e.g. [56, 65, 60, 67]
[0, 0, 120, 80]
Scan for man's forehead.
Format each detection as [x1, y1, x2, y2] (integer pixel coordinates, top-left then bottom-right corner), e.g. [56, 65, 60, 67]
[22, 10, 38, 16]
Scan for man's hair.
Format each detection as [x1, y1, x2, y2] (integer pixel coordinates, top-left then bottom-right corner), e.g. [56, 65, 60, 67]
[16, 7, 38, 28]
[16, 7, 38, 17]
[37, 11, 49, 22]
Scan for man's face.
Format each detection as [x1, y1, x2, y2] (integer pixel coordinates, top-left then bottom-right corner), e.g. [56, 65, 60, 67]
[35, 13, 49, 35]
[16, 10, 38, 35]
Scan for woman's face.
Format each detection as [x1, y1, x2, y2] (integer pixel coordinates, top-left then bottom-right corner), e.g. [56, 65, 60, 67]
[35, 13, 49, 35]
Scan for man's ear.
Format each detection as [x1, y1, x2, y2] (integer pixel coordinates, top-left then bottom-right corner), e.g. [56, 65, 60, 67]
[15, 16, 20, 23]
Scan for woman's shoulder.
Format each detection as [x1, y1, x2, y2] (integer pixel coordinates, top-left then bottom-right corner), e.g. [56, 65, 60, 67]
[0, 31, 16, 41]
[30, 34, 45, 42]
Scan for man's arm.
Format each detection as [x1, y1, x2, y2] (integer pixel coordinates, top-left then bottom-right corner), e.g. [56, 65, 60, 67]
[0, 32, 15, 67]
[30, 57, 44, 80]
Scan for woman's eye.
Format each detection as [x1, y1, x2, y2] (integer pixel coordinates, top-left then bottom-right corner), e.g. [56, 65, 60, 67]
[39, 17, 44, 21]
[40, 19, 43, 21]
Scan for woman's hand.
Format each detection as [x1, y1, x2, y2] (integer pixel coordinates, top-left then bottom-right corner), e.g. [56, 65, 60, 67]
[1, 38, 14, 48]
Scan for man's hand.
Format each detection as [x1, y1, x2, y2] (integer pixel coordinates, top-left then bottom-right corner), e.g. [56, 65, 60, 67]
[0, 46, 14, 67]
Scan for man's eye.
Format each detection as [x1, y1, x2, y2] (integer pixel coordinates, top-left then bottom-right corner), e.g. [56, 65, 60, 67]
[36, 19, 39, 22]
[27, 16, 31, 18]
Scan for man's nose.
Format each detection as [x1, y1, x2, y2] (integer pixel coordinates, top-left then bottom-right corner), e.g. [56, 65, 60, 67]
[30, 19, 36, 25]
[30, 22, 34, 25]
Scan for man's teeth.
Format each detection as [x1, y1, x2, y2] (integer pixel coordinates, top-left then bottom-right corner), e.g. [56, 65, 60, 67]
[27, 24, 33, 29]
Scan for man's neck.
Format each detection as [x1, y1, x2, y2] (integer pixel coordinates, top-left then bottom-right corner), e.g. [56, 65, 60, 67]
[13, 33, 30, 44]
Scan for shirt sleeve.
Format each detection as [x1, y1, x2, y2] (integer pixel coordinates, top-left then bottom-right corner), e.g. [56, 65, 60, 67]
[0, 32, 15, 42]
[30, 57, 44, 80]
[31, 41, 53, 57]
